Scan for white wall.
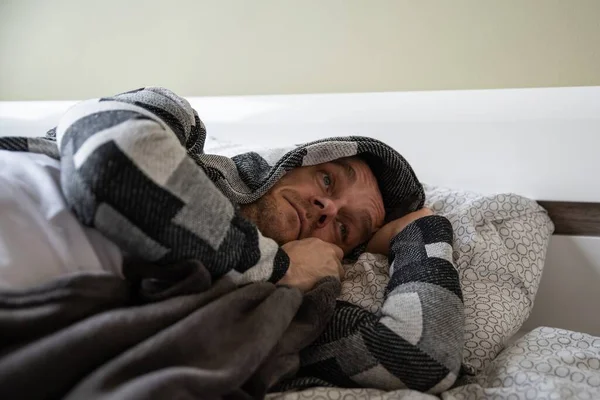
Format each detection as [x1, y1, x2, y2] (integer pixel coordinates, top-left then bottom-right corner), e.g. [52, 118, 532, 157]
[1, 0, 600, 100]
[522, 236, 600, 336]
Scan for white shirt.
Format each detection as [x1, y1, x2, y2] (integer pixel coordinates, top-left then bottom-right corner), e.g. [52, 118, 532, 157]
[0, 150, 122, 289]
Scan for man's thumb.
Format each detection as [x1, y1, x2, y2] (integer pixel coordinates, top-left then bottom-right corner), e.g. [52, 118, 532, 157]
[330, 244, 344, 260]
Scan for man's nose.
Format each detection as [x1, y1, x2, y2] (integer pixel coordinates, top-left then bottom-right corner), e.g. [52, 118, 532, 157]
[313, 197, 338, 228]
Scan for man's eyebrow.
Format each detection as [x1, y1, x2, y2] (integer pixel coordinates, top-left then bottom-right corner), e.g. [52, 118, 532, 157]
[331, 159, 356, 184]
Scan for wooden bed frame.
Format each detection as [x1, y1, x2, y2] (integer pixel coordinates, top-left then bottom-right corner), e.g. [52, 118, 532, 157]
[538, 201, 600, 236]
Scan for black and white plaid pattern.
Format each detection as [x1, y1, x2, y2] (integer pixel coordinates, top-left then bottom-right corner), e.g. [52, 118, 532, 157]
[0, 136, 59, 159]
[0, 87, 463, 393]
[276, 216, 463, 393]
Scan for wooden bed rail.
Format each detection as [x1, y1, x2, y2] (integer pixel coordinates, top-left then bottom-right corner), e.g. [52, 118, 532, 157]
[537, 201, 600, 236]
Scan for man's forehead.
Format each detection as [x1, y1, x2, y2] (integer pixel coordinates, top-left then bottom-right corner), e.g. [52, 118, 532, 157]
[329, 158, 357, 184]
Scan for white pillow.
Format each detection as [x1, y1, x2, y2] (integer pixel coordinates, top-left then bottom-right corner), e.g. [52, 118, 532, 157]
[340, 186, 554, 374]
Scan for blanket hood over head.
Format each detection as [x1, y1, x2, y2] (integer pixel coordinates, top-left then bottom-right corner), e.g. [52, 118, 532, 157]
[196, 136, 425, 224]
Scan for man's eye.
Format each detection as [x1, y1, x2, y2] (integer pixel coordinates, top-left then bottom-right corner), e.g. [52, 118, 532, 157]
[323, 174, 331, 187]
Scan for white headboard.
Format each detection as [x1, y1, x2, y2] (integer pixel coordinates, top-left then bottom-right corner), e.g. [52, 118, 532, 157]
[2, 86, 599, 335]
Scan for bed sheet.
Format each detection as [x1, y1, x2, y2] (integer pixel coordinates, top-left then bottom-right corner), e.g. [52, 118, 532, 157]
[268, 327, 600, 400]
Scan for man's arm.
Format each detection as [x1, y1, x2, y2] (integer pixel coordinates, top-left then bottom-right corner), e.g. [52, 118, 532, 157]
[55, 87, 289, 283]
[297, 215, 464, 393]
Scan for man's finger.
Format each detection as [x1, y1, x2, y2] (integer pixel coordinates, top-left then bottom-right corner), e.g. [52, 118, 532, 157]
[330, 244, 344, 260]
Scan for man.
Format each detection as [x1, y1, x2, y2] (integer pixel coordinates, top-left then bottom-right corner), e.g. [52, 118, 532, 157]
[0, 87, 463, 393]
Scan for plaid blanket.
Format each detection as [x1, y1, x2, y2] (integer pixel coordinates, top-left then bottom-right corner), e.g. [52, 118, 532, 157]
[0, 87, 463, 393]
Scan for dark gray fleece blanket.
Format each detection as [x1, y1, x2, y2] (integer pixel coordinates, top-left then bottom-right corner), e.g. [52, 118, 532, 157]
[0, 260, 340, 400]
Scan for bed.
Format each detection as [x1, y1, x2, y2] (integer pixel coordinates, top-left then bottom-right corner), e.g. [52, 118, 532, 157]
[1, 86, 599, 399]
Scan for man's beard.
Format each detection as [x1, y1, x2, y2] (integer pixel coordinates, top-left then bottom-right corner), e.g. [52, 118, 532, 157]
[240, 191, 315, 245]
[240, 194, 296, 245]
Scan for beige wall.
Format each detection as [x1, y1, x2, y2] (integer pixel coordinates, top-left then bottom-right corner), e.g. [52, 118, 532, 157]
[1, 0, 599, 100]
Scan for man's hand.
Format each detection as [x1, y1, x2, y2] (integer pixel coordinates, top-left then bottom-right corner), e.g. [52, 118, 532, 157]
[279, 238, 345, 292]
[366, 208, 433, 256]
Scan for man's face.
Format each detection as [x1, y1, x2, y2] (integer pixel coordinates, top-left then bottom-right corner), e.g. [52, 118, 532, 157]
[240, 157, 385, 255]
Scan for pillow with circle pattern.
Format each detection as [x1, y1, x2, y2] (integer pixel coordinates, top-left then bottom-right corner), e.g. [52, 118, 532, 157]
[340, 185, 554, 375]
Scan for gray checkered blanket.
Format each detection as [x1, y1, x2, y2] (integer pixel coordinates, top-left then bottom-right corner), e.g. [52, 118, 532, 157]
[0, 87, 463, 394]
